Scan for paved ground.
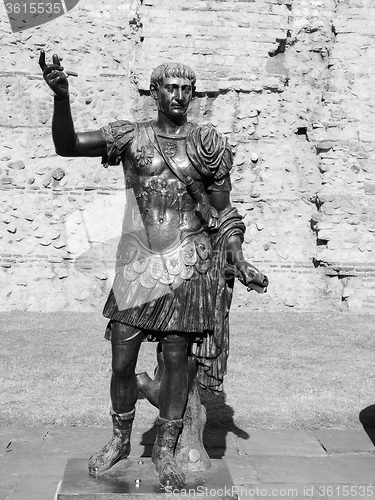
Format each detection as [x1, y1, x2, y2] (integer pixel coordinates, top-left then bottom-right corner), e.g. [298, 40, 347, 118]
[0, 425, 374, 499]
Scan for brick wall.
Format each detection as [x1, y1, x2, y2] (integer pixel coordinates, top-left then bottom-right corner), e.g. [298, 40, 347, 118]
[0, 0, 374, 312]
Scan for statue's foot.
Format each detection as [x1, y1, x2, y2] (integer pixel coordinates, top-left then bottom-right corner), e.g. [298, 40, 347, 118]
[88, 437, 130, 475]
[152, 417, 185, 487]
[154, 454, 186, 488]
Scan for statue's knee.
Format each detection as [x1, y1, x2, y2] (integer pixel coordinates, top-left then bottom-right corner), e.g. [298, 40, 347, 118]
[112, 345, 138, 379]
[112, 359, 132, 378]
[110, 324, 143, 378]
[162, 336, 188, 371]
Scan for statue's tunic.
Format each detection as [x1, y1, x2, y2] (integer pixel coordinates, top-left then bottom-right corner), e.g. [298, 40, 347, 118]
[101, 120, 245, 391]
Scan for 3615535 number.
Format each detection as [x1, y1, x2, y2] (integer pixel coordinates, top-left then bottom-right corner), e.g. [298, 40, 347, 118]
[5, 2, 62, 15]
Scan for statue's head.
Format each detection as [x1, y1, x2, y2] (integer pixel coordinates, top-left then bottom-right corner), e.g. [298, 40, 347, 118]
[150, 62, 196, 92]
[150, 63, 196, 122]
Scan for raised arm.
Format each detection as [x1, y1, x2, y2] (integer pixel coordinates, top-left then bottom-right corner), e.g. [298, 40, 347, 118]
[39, 51, 106, 158]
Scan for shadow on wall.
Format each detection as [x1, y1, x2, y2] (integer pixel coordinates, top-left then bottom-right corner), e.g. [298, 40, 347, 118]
[359, 405, 375, 445]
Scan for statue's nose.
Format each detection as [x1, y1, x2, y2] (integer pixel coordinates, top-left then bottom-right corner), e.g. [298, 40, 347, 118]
[175, 89, 184, 102]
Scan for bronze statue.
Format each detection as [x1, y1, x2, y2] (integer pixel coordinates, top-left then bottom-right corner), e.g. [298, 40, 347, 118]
[39, 51, 268, 488]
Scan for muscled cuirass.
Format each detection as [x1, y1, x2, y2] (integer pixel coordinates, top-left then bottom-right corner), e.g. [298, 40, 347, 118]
[122, 126, 204, 252]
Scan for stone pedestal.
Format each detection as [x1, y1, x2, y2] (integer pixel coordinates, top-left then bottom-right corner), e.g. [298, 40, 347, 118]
[57, 457, 238, 499]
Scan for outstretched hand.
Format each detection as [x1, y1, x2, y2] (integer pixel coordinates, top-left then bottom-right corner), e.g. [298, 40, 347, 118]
[226, 236, 268, 293]
[39, 50, 69, 100]
[235, 261, 268, 293]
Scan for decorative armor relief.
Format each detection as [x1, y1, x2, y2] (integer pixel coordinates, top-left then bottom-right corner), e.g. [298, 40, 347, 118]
[133, 177, 198, 231]
[134, 145, 154, 168]
[118, 232, 211, 286]
[162, 141, 178, 158]
[112, 230, 212, 311]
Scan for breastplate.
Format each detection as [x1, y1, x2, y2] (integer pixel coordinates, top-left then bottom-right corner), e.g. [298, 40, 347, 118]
[121, 125, 204, 251]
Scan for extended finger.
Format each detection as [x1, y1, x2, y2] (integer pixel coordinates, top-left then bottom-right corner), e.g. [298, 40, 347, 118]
[52, 54, 61, 66]
[39, 50, 46, 71]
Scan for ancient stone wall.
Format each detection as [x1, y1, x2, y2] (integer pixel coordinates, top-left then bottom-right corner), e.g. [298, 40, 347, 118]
[0, 0, 374, 312]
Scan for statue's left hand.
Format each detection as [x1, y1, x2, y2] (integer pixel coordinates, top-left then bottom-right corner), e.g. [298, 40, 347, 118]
[235, 261, 269, 293]
[226, 235, 268, 292]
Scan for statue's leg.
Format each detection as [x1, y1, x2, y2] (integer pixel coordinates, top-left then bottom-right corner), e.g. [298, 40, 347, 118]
[158, 337, 188, 420]
[88, 322, 143, 475]
[137, 345, 197, 408]
[152, 334, 188, 487]
[137, 345, 211, 473]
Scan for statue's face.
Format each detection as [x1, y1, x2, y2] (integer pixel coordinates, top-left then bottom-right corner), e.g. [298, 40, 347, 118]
[154, 77, 193, 121]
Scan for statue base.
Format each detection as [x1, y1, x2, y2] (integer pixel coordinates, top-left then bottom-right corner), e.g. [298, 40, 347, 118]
[56, 457, 238, 499]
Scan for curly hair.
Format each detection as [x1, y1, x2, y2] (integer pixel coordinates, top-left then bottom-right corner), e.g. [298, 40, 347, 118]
[150, 62, 196, 88]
